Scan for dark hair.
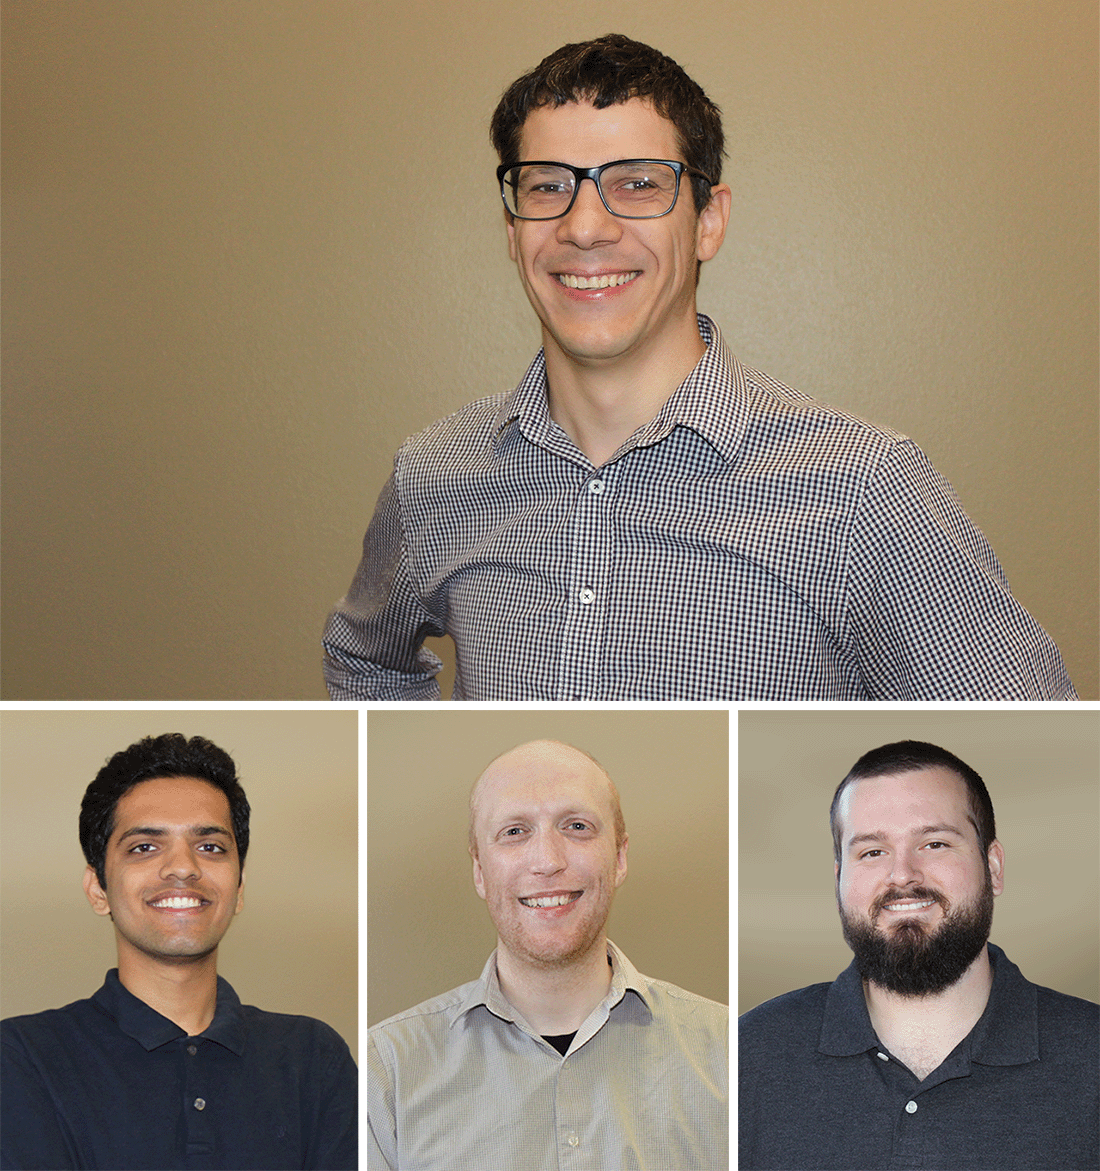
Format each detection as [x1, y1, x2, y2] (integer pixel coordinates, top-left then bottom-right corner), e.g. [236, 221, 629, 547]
[80, 733, 250, 890]
[490, 33, 725, 215]
[830, 741, 996, 867]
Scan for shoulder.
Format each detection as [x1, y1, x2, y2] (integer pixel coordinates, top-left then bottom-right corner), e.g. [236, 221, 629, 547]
[368, 980, 480, 1050]
[635, 974, 728, 1030]
[396, 394, 513, 463]
[738, 982, 831, 1047]
[2, 998, 96, 1050]
[235, 1003, 355, 1066]
[1033, 983, 1100, 1044]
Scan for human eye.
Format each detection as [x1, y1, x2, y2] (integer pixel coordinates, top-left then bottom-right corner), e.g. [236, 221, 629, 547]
[858, 848, 885, 859]
[128, 841, 157, 854]
[922, 840, 949, 851]
[197, 841, 227, 853]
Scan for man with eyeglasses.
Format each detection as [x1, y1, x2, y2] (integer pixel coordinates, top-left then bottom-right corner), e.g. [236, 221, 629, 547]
[323, 34, 1075, 701]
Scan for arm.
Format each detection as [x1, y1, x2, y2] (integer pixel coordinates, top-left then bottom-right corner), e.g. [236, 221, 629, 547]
[1, 1035, 79, 1171]
[847, 440, 1076, 699]
[322, 470, 445, 700]
[366, 1033, 398, 1171]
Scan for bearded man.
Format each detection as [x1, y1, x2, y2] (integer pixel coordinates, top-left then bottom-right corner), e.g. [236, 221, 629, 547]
[366, 739, 728, 1171]
[738, 740, 1099, 1171]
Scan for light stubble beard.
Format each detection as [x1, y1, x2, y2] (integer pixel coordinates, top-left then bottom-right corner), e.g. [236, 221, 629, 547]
[838, 866, 995, 997]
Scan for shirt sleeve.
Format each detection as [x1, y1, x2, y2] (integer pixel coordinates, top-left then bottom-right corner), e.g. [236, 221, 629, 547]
[1, 1033, 79, 1171]
[846, 440, 1077, 699]
[366, 1032, 398, 1171]
[322, 468, 445, 700]
[304, 1027, 359, 1171]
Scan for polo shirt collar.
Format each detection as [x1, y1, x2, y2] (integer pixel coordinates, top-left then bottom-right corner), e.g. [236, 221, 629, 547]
[91, 968, 247, 1055]
[818, 943, 1039, 1066]
[448, 939, 653, 1031]
[490, 314, 751, 466]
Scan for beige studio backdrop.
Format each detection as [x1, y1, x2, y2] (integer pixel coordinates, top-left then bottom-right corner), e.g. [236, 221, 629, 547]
[1, 1, 1097, 701]
[738, 708, 1100, 1017]
[367, 709, 728, 1027]
[0, 709, 358, 1060]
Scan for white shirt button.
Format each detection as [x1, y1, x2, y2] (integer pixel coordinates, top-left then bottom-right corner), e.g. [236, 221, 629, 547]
[567, 1133, 579, 1147]
[876, 1052, 889, 1061]
[193, 1098, 206, 1111]
[578, 587, 595, 605]
[588, 478, 605, 495]
[905, 1100, 918, 1114]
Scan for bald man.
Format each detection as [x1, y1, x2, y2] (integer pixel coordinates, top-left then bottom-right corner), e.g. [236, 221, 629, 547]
[367, 740, 728, 1171]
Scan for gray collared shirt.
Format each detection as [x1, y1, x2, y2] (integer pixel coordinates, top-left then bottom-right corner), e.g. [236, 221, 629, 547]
[368, 941, 728, 1170]
[738, 943, 1099, 1170]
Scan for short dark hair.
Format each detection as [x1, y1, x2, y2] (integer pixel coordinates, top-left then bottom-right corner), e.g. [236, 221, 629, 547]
[490, 33, 725, 215]
[830, 741, 996, 867]
[80, 733, 250, 890]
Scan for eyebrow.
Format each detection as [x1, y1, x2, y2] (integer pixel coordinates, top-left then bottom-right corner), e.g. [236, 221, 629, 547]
[846, 823, 967, 850]
[116, 825, 233, 844]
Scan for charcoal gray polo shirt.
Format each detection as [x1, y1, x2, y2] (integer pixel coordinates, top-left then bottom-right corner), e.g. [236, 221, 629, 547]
[738, 943, 1098, 1170]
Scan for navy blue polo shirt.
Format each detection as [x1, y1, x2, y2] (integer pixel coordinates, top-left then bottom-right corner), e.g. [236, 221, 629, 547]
[739, 943, 1099, 1170]
[1, 969, 357, 1170]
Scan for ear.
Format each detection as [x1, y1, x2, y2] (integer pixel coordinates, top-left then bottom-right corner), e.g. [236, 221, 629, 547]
[472, 852, 487, 901]
[83, 865, 112, 918]
[234, 869, 246, 915]
[614, 833, 629, 889]
[695, 183, 731, 263]
[505, 209, 518, 262]
[987, 840, 1005, 896]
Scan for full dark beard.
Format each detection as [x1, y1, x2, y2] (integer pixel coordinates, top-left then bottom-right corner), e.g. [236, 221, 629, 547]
[839, 872, 994, 997]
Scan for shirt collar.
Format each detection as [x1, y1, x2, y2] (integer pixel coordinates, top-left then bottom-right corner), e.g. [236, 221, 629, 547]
[91, 968, 247, 1055]
[818, 943, 1039, 1066]
[490, 314, 751, 466]
[448, 940, 653, 1033]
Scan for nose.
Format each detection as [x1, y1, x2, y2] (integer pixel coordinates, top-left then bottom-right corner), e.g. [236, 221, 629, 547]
[160, 839, 200, 882]
[555, 177, 622, 249]
[888, 847, 923, 888]
[529, 829, 567, 876]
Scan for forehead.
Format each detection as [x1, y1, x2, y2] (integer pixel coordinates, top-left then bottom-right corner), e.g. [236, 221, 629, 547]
[474, 744, 613, 825]
[518, 98, 680, 166]
[836, 767, 973, 841]
[112, 775, 231, 835]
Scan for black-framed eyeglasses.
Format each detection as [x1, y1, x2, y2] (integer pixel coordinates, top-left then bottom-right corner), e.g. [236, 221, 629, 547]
[497, 158, 715, 220]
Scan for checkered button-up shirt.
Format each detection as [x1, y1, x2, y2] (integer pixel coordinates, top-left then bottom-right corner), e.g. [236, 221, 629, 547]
[323, 316, 1075, 700]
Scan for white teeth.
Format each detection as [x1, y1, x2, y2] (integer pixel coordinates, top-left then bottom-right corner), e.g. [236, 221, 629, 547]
[557, 271, 639, 290]
[519, 893, 578, 908]
[152, 897, 203, 909]
[884, 900, 934, 911]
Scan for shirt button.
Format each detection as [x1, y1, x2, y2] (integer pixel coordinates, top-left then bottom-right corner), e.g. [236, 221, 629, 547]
[876, 1052, 889, 1061]
[588, 478, 605, 495]
[578, 587, 595, 605]
[905, 1100, 918, 1114]
[187, 1044, 198, 1056]
[193, 1098, 206, 1111]
[567, 1133, 579, 1147]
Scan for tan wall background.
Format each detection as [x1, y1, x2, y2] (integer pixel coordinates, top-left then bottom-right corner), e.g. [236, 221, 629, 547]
[2, 0, 1096, 700]
[0, 709, 358, 1060]
[738, 709, 1100, 1015]
[367, 709, 728, 1026]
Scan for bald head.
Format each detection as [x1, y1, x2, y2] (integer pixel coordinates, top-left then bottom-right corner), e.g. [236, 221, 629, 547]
[468, 740, 626, 859]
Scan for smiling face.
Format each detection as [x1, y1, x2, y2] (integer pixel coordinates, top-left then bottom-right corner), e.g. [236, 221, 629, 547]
[83, 776, 244, 968]
[470, 741, 627, 973]
[834, 767, 1003, 995]
[505, 98, 730, 378]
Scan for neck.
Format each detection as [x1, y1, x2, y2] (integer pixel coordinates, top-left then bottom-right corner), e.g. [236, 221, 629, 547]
[116, 946, 221, 1036]
[542, 315, 706, 466]
[862, 944, 994, 1075]
[494, 935, 614, 1036]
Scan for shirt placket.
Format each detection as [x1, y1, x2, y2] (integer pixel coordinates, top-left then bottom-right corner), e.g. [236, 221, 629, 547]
[553, 1048, 590, 1170]
[182, 1035, 215, 1160]
[875, 1047, 968, 1169]
[556, 464, 617, 700]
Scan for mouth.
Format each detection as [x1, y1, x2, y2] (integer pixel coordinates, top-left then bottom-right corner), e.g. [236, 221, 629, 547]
[881, 899, 937, 914]
[147, 893, 209, 911]
[518, 890, 582, 909]
[555, 271, 640, 291]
